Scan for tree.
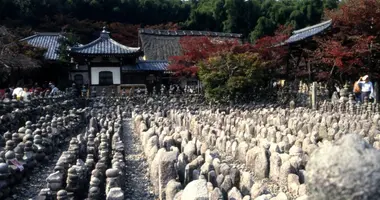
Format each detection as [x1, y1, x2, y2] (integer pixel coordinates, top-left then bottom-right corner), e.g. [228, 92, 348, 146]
[182, 0, 226, 31]
[1, 0, 330, 45]
[311, 0, 380, 80]
[250, 16, 276, 42]
[199, 52, 266, 103]
[323, 0, 339, 10]
[168, 36, 240, 77]
[57, 32, 80, 62]
[0, 26, 45, 85]
[253, 25, 291, 70]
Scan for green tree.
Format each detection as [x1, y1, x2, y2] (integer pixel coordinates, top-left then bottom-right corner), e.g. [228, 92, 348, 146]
[323, 0, 340, 10]
[57, 32, 80, 62]
[250, 16, 276, 42]
[182, 0, 226, 31]
[199, 52, 266, 103]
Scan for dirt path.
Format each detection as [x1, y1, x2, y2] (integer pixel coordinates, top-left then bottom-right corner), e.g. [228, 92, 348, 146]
[122, 119, 155, 200]
[16, 144, 68, 200]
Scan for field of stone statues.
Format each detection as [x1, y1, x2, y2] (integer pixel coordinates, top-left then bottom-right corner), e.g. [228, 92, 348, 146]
[0, 95, 380, 200]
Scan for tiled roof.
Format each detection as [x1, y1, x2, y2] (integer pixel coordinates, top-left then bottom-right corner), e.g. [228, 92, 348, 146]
[70, 28, 141, 55]
[139, 29, 243, 38]
[285, 20, 332, 44]
[20, 33, 63, 60]
[122, 61, 168, 71]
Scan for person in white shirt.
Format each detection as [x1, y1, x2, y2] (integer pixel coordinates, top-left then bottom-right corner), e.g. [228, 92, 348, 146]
[358, 75, 374, 102]
[20, 87, 30, 101]
[12, 86, 23, 99]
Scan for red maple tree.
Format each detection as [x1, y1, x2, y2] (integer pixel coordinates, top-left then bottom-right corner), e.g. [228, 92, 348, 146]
[312, 0, 380, 79]
[253, 25, 292, 70]
[168, 25, 291, 77]
[168, 36, 241, 77]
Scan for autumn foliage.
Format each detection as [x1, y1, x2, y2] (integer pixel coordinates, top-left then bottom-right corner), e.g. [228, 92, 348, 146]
[168, 36, 242, 77]
[252, 25, 292, 69]
[312, 0, 380, 78]
[168, 24, 290, 77]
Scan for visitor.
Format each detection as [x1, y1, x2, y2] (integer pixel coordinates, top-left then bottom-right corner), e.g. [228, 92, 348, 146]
[20, 87, 30, 101]
[49, 83, 59, 96]
[353, 79, 361, 102]
[12, 85, 23, 100]
[5, 85, 13, 97]
[30, 83, 42, 94]
[358, 75, 374, 102]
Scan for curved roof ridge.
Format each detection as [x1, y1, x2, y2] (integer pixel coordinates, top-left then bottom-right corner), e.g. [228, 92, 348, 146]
[138, 28, 243, 38]
[69, 37, 103, 50]
[138, 60, 168, 63]
[20, 32, 62, 42]
[285, 19, 332, 44]
[69, 31, 141, 54]
[109, 38, 140, 50]
[35, 32, 62, 36]
[292, 19, 332, 34]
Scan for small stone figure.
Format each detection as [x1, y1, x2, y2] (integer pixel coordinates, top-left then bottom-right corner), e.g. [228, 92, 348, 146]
[102, 88, 106, 97]
[56, 189, 69, 200]
[105, 168, 120, 195]
[91, 87, 97, 98]
[46, 169, 65, 196]
[82, 85, 87, 97]
[65, 167, 79, 198]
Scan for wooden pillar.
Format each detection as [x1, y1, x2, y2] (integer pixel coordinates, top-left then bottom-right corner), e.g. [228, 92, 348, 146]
[311, 82, 317, 110]
[198, 80, 201, 94]
[375, 82, 379, 104]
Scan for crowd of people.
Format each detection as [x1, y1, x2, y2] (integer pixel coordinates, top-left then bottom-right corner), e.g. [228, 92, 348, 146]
[1, 82, 60, 100]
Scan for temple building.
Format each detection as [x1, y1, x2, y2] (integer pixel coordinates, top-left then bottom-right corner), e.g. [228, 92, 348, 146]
[138, 29, 243, 60]
[283, 20, 333, 80]
[20, 21, 337, 92]
[21, 27, 243, 92]
[69, 27, 145, 87]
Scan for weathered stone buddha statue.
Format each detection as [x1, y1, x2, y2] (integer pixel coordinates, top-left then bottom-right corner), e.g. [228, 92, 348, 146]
[88, 186, 101, 200]
[0, 135, 5, 152]
[105, 168, 120, 195]
[85, 154, 95, 171]
[46, 166, 65, 195]
[4, 131, 11, 141]
[65, 167, 79, 198]
[5, 140, 15, 152]
[0, 162, 10, 199]
[5, 150, 23, 182]
[33, 135, 46, 162]
[37, 188, 54, 200]
[91, 87, 97, 98]
[56, 189, 69, 200]
[102, 88, 106, 97]
[41, 129, 53, 156]
[23, 140, 36, 170]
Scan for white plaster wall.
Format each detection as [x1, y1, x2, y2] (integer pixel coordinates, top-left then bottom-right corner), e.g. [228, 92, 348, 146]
[90, 67, 121, 85]
[70, 72, 89, 85]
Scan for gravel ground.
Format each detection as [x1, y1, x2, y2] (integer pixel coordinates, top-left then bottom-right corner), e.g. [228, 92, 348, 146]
[10, 120, 154, 200]
[14, 144, 68, 200]
[122, 119, 156, 200]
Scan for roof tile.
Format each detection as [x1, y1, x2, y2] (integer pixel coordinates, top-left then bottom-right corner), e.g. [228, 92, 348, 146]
[122, 61, 168, 71]
[139, 29, 243, 38]
[70, 29, 141, 55]
[285, 20, 332, 44]
[20, 33, 63, 60]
